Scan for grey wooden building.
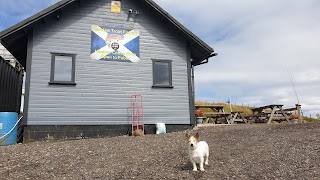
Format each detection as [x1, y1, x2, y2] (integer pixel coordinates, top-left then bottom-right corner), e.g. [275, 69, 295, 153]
[0, 0, 216, 142]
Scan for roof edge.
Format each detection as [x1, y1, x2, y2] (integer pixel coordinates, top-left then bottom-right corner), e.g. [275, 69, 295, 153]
[0, 0, 76, 39]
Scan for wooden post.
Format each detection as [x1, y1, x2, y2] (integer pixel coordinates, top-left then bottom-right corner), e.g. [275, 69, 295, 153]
[296, 104, 302, 123]
[267, 106, 277, 124]
[278, 106, 291, 124]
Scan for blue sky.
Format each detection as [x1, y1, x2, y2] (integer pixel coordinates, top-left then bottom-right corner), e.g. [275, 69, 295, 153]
[1, 0, 319, 117]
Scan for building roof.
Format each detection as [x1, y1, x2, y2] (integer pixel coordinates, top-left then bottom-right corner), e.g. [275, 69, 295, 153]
[0, 43, 16, 61]
[0, 0, 216, 67]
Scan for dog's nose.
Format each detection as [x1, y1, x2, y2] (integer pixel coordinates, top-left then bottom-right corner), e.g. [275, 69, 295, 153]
[191, 144, 193, 147]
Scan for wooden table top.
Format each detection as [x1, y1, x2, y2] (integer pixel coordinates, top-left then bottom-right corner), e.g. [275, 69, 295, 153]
[195, 104, 224, 108]
[251, 104, 283, 111]
[231, 111, 244, 114]
[282, 107, 298, 111]
[204, 112, 231, 115]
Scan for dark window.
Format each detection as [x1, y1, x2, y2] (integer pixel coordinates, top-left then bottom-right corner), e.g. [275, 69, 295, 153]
[152, 59, 173, 88]
[49, 53, 76, 85]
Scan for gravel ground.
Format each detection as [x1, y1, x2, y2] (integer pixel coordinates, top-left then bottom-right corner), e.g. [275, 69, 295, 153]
[1, 123, 319, 180]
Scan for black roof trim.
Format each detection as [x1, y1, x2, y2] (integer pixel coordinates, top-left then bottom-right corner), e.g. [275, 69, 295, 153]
[0, 0, 75, 38]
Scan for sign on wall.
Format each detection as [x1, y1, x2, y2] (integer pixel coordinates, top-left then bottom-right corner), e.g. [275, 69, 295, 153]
[91, 25, 140, 62]
[111, 1, 121, 13]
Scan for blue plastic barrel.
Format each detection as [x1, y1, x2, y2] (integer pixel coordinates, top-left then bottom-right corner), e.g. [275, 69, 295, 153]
[0, 112, 18, 146]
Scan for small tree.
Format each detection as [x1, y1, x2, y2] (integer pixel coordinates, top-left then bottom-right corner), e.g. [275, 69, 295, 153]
[316, 113, 320, 119]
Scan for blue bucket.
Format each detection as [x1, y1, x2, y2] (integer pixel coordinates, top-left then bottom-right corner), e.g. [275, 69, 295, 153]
[0, 112, 18, 146]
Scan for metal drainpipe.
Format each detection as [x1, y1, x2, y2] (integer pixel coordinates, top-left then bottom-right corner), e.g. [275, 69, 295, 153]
[191, 64, 195, 118]
[191, 52, 217, 125]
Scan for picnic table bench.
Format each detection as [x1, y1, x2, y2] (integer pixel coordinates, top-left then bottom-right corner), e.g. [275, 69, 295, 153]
[195, 105, 249, 124]
[195, 104, 225, 112]
[250, 104, 291, 124]
[203, 112, 231, 124]
[230, 111, 248, 124]
[195, 105, 231, 124]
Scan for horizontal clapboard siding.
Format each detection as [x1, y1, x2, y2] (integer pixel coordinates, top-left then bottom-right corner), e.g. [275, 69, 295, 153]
[27, 0, 191, 125]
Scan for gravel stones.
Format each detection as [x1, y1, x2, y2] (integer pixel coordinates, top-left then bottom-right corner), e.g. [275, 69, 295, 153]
[1, 123, 319, 179]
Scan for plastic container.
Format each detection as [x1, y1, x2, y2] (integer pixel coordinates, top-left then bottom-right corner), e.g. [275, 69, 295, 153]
[196, 117, 204, 124]
[290, 119, 298, 124]
[0, 112, 18, 146]
[156, 123, 166, 134]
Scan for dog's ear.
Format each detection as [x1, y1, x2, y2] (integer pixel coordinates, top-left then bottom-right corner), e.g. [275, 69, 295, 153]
[195, 132, 199, 141]
[185, 133, 190, 140]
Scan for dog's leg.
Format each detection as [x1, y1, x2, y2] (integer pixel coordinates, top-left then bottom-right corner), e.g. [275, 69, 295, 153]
[205, 148, 209, 165]
[191, 160, 197, 171]
[199, 157, 205, 171]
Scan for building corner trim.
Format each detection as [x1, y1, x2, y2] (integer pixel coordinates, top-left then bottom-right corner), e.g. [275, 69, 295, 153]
[23, 30, 33, 125]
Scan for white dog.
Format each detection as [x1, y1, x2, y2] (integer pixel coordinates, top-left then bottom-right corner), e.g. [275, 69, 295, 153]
[185, 132, 209, 171]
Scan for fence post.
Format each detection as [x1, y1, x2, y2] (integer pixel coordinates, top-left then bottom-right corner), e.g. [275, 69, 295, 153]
[296, 104, 302, 123]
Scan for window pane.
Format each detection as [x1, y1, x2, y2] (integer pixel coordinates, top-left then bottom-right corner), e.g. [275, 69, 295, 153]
[154, 61, 170, 85]
[54, 56, 72, 81]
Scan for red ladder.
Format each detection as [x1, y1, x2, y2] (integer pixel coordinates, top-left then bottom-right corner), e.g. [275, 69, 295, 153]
[130, 95, 144, 136]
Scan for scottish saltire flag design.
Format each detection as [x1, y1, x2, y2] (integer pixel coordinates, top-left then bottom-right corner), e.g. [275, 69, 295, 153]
[90, 25, 140, 62]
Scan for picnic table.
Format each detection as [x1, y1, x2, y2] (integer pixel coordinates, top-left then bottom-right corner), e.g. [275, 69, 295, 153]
[250, 104, 291, 124]
[230, 111, 248, 124]
[281, 106, 303, 121]
[195, 105, 231, 124]
[282, 107, 298, 112]
[195, 104, 225, 112]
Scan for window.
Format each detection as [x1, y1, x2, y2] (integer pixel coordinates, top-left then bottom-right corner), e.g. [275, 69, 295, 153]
[152, 59, 173, 88]
[49, 53, 76, 85]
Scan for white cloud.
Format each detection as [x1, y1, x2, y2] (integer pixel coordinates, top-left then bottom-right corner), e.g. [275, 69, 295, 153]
[155, 0, 320, 117]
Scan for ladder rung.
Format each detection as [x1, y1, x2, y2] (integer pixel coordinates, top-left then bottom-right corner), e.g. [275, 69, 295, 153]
[131, 95, 144, 136]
